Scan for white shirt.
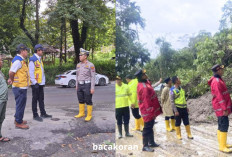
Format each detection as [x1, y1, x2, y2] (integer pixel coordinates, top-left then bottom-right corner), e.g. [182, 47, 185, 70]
[29, 53, 46, 85]
[10, 54, 28, 89]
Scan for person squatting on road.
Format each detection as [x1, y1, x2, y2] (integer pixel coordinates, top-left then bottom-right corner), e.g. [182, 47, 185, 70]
[170, 76, 193, 140]
[161, 77, 175, 132]
[208, 64, 232, 153]
[0, 56, 10, 142]
[29, 44, 52, 122]
[75, 48, 95, 122]
[115, 76, 133, 139]
[126, 74, 144, 131]
[8, 44, 30, 129]
[135, 69, 161, 152]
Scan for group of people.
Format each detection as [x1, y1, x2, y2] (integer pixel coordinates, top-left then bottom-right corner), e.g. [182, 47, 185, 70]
[116, 64, 232, 153]
[0, 44, 95, 142]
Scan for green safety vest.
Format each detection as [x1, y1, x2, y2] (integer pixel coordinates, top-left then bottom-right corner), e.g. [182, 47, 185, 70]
[173, 87, 187, 108]
[115, 83, 130, 109]
[127, 79, 139, 108]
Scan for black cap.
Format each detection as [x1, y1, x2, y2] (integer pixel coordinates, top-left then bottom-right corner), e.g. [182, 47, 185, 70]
[211, 64, 224, 72]
[126, 74, 133, 79]
[134, 69, 146, 77]
[164, 77, 171, 84]
[34, 44, 44, 52]
[16, 44, 29, 52]
[172, 76, 178, 84]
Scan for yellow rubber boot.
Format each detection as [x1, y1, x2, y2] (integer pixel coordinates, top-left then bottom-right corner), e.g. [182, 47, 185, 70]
[218, 130, 232, 148]
[139, 117, 144, 131]
[74, 104, 85, 118]
[176, 126, 182, 140]
[220, 132, 232, 153]
[132, 119, 140, 131]
[85, 105, 93, 121]
[171, 119, 176, 131]
[165, 120, 172, 132]
[185, 125, 193, 139]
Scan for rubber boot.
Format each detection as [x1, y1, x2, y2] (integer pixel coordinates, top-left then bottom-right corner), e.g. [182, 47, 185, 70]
[148, 132, 159, 147]
[171, 119, 176, 131]
[124, 124, 133, 137]
[85, 105, 92, 121]
[139, 117, 144, 131]
[165, 120, 172, 132]
[132, 119, 140, 131]
[185, 125, 193, 139]
[176, 126, 182, 140]
[142, 136, 154, 152]
[220, 132, 232, 153]
[118, 125, 123, 139]
[74, 104, 85, 118]
[218, 130, 232, 148]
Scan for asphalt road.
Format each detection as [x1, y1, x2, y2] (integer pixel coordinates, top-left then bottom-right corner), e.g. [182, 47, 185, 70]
[0, 84, 115, 157]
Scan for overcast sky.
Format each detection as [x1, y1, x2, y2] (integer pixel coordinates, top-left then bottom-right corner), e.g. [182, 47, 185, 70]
[131, 0, 228, 58]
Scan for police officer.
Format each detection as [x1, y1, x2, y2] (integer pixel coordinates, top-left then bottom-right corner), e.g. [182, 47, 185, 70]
[170, 76, 193, 140]
[8, 44, 30, 129]
[126, 74, 144, 131]
[75, 48, 95, 122]
[29, 44, 52, 122]
[115, 76, 133, 139]
[208, 64, 232, 153]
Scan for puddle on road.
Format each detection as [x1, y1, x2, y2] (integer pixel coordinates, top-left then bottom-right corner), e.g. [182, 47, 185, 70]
[116, 116, 232, 157]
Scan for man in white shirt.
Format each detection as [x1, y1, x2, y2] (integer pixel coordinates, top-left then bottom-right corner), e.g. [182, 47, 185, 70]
[29, 44, 52, 122]
[8, 44, 30, 129]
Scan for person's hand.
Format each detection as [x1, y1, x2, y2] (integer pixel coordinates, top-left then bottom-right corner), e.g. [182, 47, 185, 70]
[175, 112, 179, 116]
[7, 78, 12, 85]
[223, 110, 228, 116]
[35, 83, 39, 88]
[159, 78, 162, 83]
[131, 104, 135, 109]
[91, 89, 95, 94]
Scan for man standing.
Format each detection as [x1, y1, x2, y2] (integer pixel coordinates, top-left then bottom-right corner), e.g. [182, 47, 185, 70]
[135, 69, 161, 152]
[208, 64, 232, 153]
[161, 77, 175, 132]
[126, 74, 144, 131]
[8, 44, 30, 129]
[0, 56, 10, 142]
[115, 76, 133, 139]
[75, 48, 95, 122]
[29, 44, 52, 122]
[170, 76, 193, 140]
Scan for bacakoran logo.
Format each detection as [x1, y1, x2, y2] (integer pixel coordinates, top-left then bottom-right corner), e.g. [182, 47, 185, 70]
[92, 143, 139, 151]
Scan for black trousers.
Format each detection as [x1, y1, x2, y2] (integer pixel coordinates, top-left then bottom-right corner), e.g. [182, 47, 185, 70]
[175, 107, 189, 126]
[131, 108, 141, 119]
[165, 116, 175, 120]
[115, 107, 130, 125]
[31, 85, 46, 117]
[143, 120, 155, 146]
[77, 83, 93, 105]
[218, 116, 229, 132]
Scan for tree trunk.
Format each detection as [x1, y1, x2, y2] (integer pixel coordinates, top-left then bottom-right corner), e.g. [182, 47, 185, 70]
[70, 20, 81, 64]
[64, 18, 67, 63]
[35, 0, 40, 45]
[60, 18, 64, 66]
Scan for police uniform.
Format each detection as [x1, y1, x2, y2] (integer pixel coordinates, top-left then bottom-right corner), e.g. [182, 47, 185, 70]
[115, 76, 133, 139]
[170, 76, 193, 140]
[10, 44, 30, 128]
[208, 64, 232, 153]
[75, 48, 95, 121]
[126, 75, 144, 131]
[29, 44, 52, 121]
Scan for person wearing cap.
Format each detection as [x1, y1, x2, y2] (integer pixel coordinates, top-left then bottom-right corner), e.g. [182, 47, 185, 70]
[115, 76, 133, 139]
[0, 56, 10, 142]
[125, 74, 144, 131]
[74, 48, 95, 122]
[170, 76, 193, 140]
[135, 69, 161, 152]
[208, 64, 232, 153]
[8, 44, 30, 129]
[29, 44, 52, 122]
[161, 77, 175, 132]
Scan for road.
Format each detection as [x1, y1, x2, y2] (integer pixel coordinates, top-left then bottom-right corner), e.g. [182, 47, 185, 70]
[116, 115, 232, 157]
[0, 84, 115, 157]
